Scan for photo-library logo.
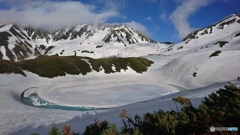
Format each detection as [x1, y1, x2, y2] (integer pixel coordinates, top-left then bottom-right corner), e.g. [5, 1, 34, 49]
[210, 126, 238, 132]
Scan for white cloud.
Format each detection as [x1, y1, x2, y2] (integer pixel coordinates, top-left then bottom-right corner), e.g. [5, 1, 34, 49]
[169, 0, 212, 39]
[126, 21, 150, 36]
[159, 0, 170, 21]
[159, 10, 167, 20]
[103, 0, 126, 10]
[0, 0, 120, 30]
[145, 16, 152, 21]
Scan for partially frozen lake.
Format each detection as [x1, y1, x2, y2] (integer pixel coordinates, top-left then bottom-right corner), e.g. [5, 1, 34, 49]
[21, 80, 173, 110]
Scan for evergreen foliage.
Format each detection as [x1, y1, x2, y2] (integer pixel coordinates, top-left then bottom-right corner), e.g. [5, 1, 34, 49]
[102, 124, 118, 135]
[89, 57, 153, 74]
[0, 59, 25, 76]
[37, 83, 240, 135]
[209, 50, 222, 57]
[214, 41, 229, 48]
[21, 56, 91, 78]
[48, 126, 61, 135]
[83, 119, 110, 135]
[0, 56, 153, 77]
[187, 83, 240, 134]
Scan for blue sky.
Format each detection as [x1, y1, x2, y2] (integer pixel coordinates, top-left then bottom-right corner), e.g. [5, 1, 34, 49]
[0, 0, 240, 42]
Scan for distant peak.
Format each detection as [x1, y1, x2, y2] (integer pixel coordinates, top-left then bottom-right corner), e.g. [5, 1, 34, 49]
[182, 14, 240, 42]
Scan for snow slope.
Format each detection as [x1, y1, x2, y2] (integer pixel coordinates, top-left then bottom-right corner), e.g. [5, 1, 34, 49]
[0, 23, 158, 61]
[0, 14, 240, 134]
[0, 65, 179, 135]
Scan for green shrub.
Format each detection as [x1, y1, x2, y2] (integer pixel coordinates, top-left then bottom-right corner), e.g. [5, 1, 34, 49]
[119, 83, 240, 135]
[34, 84, 240, 135]
[82, 50, 90, 53]
[102, 124, 118, 135]
[48, 126, 61, 135]
[60, 50, 65, 55]
[21, 56, 92, 78]
[89, 57, 153, 74]
[209, 50, 221, 57]
[186, 83, 240, 134]
[96, 45, 103, 48]
[192, 72, 197, 77]
[0, 59, 25, 76]
[214, 41, 229, 48]
[84, 119, 110, 135]
[128, 57, 153, 73]
[1, 56, 153, 78]
[89, 58, 115, 73]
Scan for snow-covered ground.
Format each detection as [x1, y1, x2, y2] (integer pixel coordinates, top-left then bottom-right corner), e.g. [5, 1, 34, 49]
[1, 54, 240, 134]
[0, 58, 178, 134]
[1, 40, 240, 134]
[0, 14, 240, 134]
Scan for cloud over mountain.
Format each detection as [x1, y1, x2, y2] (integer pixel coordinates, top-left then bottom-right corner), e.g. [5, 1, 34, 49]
[169, 0, 211, 39]
[126, 21, 150, 36]
[0, 0, 120, 30]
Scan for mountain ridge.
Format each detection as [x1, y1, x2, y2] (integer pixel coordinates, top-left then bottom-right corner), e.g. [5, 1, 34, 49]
[0, 23, 157, 61]
[164, 13, 240, 54]
[182, 14, 240, 42]
[0, 14, 240, 61]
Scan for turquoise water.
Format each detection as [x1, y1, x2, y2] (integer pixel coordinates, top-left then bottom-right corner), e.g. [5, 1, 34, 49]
[20, 89, 105, 111]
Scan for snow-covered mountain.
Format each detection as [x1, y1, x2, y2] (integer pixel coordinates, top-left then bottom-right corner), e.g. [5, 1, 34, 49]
[1, 14, 240, 62]
[165, 14, 240, 53]
[155, 14, 240, 88]
[0, 23, 157, 61]
[0, 13, 240, 84]
[1, 14, 240, 135]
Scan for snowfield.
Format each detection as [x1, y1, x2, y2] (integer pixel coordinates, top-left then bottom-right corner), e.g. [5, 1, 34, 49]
[21, 68, 176, 109]
[1, 53, 240, 134]
[0, 62, 178, 135]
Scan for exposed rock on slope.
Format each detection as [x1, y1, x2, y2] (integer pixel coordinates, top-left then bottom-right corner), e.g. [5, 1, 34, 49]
[0, 23, 157, 61]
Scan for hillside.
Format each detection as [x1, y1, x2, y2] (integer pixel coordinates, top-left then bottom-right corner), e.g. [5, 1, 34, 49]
[0, 14, 240, 135]
[154, 14, 240, 88]
[0, 56, 153, 78]
[165, 14, 240, 54]
[0, 23, 157, 61]
[1, 13, 240, 89]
